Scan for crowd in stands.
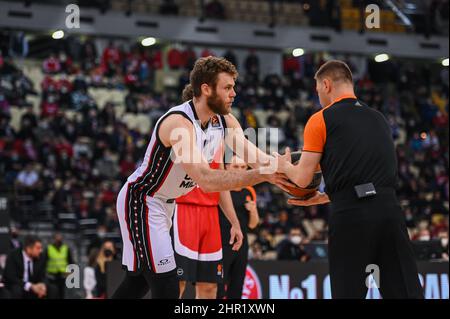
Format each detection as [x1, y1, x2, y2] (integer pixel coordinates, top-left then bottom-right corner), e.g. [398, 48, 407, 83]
[0, 33, 448, 268]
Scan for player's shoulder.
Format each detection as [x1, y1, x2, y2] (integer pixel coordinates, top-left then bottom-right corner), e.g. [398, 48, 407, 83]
[160, 102, 194, 126]
[163, 113, 193, 125]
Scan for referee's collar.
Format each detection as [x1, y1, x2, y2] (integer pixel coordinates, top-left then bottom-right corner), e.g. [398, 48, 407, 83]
[324, 94, 357, 109]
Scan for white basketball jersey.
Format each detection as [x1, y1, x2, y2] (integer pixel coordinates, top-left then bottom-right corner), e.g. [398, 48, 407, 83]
[126, 100, 226, 200]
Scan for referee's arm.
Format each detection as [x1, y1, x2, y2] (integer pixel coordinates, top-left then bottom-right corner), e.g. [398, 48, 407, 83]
[276, 111, 330, 206]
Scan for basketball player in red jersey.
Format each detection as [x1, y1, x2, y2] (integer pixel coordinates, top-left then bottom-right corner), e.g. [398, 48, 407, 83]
[174, 89, 242, 299]
[112, 56, 293, 298]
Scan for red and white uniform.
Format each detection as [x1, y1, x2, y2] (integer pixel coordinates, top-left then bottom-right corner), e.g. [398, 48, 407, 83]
[173, 147, 223, 262]
[116, 101, 226, 273]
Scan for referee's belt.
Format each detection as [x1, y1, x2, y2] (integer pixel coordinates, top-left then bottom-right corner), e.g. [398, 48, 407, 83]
[329, 186, 396, 202]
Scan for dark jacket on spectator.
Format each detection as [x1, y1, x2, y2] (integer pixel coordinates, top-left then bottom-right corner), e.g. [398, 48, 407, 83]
[2, 248, 51, 299]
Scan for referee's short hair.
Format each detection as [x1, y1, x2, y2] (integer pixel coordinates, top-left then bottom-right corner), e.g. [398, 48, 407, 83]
[315, 60, 353, 84]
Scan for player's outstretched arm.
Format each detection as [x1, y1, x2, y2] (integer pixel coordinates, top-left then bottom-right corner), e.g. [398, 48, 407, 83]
[158, 114, 282, 192]
[223, 113, 273, 169]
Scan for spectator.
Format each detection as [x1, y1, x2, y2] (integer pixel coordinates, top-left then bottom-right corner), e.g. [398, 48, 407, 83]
[2, 236, 56, 299]
[244, 49, 260, 80]
[101, 41, 121, 78]
[181, 46, 197, 70]
[272, 210, 290, 234]
[8, 31, 28, 62]
[255, 228, 274, 254]
[201, 48, 215, 58]
[45, 233, 74, 299]
[277, 227, 309, 262]
[159, 0, 179, 16]
[42, 54, 61, 74]
[204, 0, 226, 20]
[0, 90, 10, 115]
[83, 248, 99, 299]
[223, 50, 237, 69]
[95, 149, 119, 180]
[119, 154, 136, 181]
[283, 53, 301, 77]
[248, 241, 264, 260]
[15, 162, 39, 195]
[167, 46, 183, 70]
[94, 240, 116, 298]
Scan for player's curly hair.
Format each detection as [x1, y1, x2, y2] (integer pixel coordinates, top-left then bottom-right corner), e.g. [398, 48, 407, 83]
[182, 56, 238, 102]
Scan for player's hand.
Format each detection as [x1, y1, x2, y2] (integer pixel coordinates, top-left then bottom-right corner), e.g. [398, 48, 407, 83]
[229, 224, 243, 251]
[287, 192, 330, 206]
[264, 172, 296, 189]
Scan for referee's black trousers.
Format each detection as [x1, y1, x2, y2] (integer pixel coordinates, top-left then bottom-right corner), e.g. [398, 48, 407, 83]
[328, 189, 424, 299]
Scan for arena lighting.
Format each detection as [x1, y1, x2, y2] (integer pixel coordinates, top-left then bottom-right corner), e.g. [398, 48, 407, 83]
[52, 30, 64, 40]
[292, 48, 305, 57]
[442, 58, 449, 67]
[375, 53, 390, 63]
[141, 37, 156, 47]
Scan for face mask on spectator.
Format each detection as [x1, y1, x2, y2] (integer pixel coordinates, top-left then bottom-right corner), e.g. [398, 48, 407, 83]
[419, 235, 430, 241]
[104, 249, 114, 258]
[291, 235, 302, 245]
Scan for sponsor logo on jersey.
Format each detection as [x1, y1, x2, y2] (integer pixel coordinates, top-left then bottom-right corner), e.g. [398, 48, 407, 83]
[179, 174, 196, 189]
[158, 258, 170, 266]
[211, 115, 220, 128]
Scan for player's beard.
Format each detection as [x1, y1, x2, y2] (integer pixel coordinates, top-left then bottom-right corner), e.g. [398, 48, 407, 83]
[207, 89, 230, 115]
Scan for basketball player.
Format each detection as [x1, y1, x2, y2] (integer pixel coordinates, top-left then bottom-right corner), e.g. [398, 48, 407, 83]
[174, 88, 243, 300]
[112, 56, 292, 299]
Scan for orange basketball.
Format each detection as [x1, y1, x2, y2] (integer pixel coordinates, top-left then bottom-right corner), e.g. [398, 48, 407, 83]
[284, 151, 322, 199]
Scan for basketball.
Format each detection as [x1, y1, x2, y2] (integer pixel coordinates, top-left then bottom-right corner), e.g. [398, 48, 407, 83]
[283, 151, 322, 199]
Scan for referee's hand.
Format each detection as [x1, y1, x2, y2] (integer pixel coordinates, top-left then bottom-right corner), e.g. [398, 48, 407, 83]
[287, 192, 330, 206]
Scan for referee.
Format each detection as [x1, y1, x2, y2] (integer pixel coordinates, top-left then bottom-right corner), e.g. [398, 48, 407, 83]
[276, 60, 424, 299]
